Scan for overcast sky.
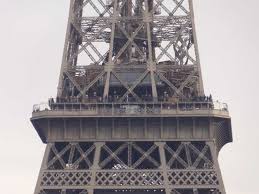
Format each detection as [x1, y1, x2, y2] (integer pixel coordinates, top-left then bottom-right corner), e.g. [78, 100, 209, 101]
[0, 0, 259, 194]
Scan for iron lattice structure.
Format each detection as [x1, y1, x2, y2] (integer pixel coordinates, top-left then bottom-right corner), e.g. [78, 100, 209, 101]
[31, 1, 232, 194]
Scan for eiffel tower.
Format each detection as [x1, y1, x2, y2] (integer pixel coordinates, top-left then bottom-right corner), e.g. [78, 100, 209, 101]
[31, 0, 232, 194]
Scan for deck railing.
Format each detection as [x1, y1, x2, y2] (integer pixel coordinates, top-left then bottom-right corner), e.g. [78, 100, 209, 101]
[33, 100, 228, 115]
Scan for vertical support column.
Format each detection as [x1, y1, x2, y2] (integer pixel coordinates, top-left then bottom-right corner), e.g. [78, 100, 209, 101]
[125, 0, 133, 62]
[57, 0, 75, 97]
[156, 142, 171, 194]
[47, 119, 51, 141]
[128, 142, 132, 168]
[160, 117, 164, 138]
[79, 118, 83, 139]
[64, 119, 67, 139]
[176, 118, 180, 138]
[144, 118, 148, 138]
[103, 0, 118, 99]
[128, 118, 131, 138]
[88, 142, 104, 194]
[188, 0, 204, 96]
[144, 0, 158, 101]
[192, 117, 196, 138]
[207, 141, 226, 194]
[112, 118, 115, 138]
[209, 118, 213, 139]
[34, 144, 52, 194]
[108, 0, 118, 63]
[96, 118, 99, 138]
[103, 71, 111, 100]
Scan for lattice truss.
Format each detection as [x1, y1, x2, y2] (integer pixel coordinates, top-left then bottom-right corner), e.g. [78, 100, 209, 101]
[37, 142, 223, 193]
[46, 142, 95, 170]
[58, 0, 203, 102]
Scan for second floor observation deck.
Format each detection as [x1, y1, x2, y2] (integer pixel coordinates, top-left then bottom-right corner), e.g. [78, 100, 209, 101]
[32, 97, 230, 119]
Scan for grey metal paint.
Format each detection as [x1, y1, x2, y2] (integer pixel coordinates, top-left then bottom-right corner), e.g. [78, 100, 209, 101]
[32, 1, 232, 193]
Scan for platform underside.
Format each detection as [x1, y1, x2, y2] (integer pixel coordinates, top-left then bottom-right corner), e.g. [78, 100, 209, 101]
[31, 115, 232, 153]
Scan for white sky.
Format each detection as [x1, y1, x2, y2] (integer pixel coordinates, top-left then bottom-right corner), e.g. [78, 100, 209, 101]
[0, 0, 259, 194]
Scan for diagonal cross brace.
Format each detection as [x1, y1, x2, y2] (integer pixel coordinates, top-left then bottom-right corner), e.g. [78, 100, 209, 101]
[78, 70, 106, 97]
[113, 24, 145, 63]
[73, 144, 96, 168]
[132, 143, 160, 168]
[117, 70, 149, 102]
[189, 144, 213, 168]
[165, 143, 188, 168]
[47, 144, 71, 169]
[112, 71, 143, 102]
[99, 143, 128, 168]
[156, 71, 185, 98]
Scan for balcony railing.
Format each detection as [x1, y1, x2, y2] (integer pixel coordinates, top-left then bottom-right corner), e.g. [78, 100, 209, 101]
[32, 100, 228, 116]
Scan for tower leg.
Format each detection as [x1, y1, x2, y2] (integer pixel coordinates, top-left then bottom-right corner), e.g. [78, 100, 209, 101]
[34, 144, 52, 194]
[34, 142, 96, 194]
[207, 141, 226, 194]
[164, 141, 225, 194]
